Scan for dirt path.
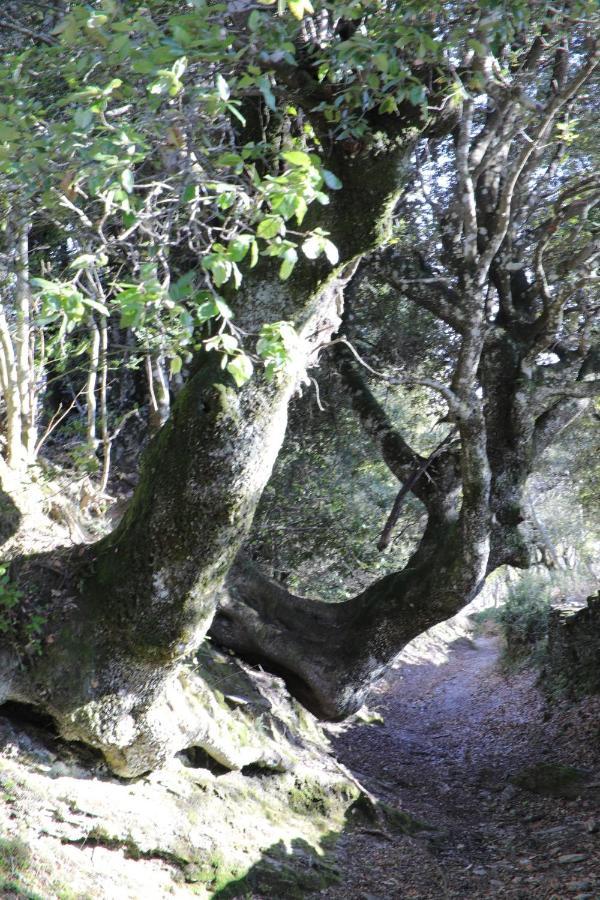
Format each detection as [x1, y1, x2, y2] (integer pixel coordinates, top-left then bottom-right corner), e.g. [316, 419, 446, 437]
[319, 621, 600, 899]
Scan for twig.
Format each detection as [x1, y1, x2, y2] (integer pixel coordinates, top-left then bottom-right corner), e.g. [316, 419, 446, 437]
[34, 392, 85, 456]
[0, 15, 56, 45]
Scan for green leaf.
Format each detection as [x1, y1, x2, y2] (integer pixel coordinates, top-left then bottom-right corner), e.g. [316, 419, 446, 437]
[227, 353, 254, 387]
[323, 239, 339, 265]
[83, 297, 110, 317]
[170, 271, 196, 300]
[196, 298, 220, 322]
[293, 195, 308, 225]
[301, 236, 321, 259]
[282, 150, 312, 168]
[228, 235, 252, 262]
[215, 297, 233, 319]
[121, 169, 135, 193]
[373, 53, 389, 73]
[170, 355, 183, 375]
[203, 255, 232, 287]
[257, 216, 283, 240]
[258, 75, 276, 112]
[248, 10, 262, 30]
[69, 253, 104, 270]
[74, 108, 94, 130]
[0, 124, 19, 142]
[408, 85, 426, 105]
[288, 0, 314, 19]
[279, 247, 298, 280]
[216, 73, 230, 101]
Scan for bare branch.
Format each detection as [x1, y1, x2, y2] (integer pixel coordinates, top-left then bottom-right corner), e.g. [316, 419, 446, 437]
[0, 14, 56, 45]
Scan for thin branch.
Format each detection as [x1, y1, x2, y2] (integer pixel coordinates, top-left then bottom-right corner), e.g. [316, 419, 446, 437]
[377, 426, 459, 551]
[0, 15, 57, 45]
[536, 380, 600, 401]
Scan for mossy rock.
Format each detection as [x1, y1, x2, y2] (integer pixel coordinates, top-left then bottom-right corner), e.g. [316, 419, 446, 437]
[510, 762, 592, 798]
[212, 839, 340, 899]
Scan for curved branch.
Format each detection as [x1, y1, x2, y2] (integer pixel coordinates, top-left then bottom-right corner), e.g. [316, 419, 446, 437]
[335, 350, 425, 475]
[533, 396, 589, 458]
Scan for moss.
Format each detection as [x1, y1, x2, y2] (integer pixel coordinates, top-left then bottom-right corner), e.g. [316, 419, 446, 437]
[510, 762, 592, 798]
[0, 877, 43, 900]
[0, 837, 30, 878]
[0, 837, 42, 900]
[210, 837, 341, 899]
[379, 802, 426, 835]
[182, 851, 242, 892]
[287, 777, 337, 818]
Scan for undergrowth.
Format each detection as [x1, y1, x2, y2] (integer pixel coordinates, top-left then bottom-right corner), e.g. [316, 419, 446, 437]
[473, 568, 597, 673]
[496, 573, 553, 669]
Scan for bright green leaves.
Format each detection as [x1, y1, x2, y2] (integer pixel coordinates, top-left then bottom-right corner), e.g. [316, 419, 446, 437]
[226, 352, 254, 387]
[279, 247, 298, 281]
[288, 0, 315, 20]
[121, 168, 135, 194]
[2, 0, 354, 399]
[254, 0, 313, 21]
[215, 73, 230, 101]
[32, 279, 109, 331]
[257, 216, 285, 240]
[302, 229, 339, 264]
[257, 321, 299, 380]
[281, 150, 312, 168]
[228, 235, 256, 264]
[148, 57, 187, 100]
[206, 318, 301, 389]
[202, 245, 243, 289]
[195, 146, 341, 292]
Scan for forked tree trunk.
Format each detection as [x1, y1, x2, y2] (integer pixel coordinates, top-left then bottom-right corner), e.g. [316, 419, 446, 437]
[1, 148, 410, 776]
[212, 514, 485, 719]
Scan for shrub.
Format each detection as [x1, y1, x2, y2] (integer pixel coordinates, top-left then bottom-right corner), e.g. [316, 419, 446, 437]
[497, 573, 552, 668]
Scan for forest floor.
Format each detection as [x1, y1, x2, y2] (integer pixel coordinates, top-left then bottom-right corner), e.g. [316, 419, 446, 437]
[319, 615, 600, 900]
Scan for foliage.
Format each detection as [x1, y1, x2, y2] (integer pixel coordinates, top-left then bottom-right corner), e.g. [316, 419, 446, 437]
[247, 369, 428, 600]
[0, 566, 46, 654]
[496, 573, 553, 668]
[3, 0, 588, 400]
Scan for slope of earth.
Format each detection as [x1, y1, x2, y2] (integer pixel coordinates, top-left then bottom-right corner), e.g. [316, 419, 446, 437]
[318, 615, 600, 899]
[0, 645, 363, 900]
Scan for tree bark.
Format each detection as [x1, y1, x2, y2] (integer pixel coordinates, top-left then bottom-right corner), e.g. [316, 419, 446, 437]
[1, 146, 411, 776]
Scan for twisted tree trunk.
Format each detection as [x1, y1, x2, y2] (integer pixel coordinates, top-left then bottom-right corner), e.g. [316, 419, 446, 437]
[0, 147, 410, 776]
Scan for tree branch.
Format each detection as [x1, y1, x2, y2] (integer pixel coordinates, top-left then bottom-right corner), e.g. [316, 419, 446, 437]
[0, 14, 56, 45]
[335, 349, 426, 482]
[377, 426, 458, 550]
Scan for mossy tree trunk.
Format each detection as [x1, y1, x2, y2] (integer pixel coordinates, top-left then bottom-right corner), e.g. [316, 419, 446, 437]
[1, 145, 412, 776]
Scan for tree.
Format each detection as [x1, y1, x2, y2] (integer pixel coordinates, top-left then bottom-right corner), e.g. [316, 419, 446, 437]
[211, 3, 600, 714]
[0, 0, 597, 775]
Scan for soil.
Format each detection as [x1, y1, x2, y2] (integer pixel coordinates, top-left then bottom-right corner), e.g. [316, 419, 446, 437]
[319, 617, 600, 899]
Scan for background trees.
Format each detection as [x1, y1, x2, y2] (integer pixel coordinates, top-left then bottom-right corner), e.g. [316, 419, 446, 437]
[0, 0, 597, 774]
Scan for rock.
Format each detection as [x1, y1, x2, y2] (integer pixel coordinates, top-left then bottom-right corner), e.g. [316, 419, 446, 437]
[567, 881, 593, 891]
[499, 784, 518, 802]
[557, 854, 587, 865]
[545, 593, 600, 696]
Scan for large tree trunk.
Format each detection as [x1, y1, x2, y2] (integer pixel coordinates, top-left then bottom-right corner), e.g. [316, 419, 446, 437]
[209, 305, 590, 720]
[212, 513, 484, 719]
[0, 148, 409, 776]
